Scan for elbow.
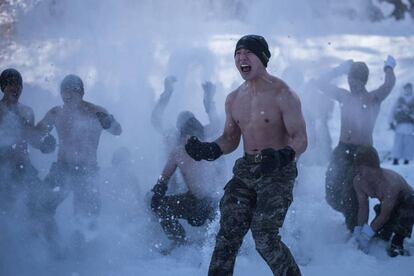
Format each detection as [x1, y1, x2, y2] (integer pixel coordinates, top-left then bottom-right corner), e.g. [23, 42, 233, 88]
[294, 133, 308, 156]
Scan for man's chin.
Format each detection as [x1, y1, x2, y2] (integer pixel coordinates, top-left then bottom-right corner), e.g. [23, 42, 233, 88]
[239, 70, 251, 79]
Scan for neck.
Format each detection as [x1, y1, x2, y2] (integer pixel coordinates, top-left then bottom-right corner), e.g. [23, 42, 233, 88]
[245, 71, 271, 94]
[350, 86, 367, 95]
[1, 96, 18, 106]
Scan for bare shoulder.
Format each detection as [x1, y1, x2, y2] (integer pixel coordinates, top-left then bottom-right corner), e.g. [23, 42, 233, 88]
[272, 78, 301, 108]
[18, 103, 35, 117]
[269, 76, 299, 99]
[83, 101, 107, 113]
[384, 168, 410, 192]
[224, 88, 239, 110]
[226, 88, 239, 102]
[46, 106, 62, 117]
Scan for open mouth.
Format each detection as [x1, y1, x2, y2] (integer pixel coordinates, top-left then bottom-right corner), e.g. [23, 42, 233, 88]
[240, 64, 251, 73]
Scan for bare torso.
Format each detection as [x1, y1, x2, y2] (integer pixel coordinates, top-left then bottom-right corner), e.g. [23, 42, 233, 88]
[358, 168, 413, 202]
[339, 92, 381, 145]
[0, 101, 33, 164]
[230, 76, 296, 154]
[173, 145, 220, 198]
[40, 101, 119, 167]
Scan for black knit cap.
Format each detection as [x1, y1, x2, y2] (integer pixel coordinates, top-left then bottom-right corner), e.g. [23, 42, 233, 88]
[234, 35, 271, 67]
[0, 68, 22, 92]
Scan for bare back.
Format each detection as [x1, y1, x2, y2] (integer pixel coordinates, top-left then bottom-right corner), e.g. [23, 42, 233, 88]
[228, 75, 307, 155]
[359, 168, 413, 202]
[339, 92, 381, 145]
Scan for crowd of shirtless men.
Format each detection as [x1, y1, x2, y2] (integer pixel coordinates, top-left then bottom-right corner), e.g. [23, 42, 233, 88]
[1, 34, 413, 276]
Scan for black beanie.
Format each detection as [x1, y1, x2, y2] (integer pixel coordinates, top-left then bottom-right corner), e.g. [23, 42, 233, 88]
[234, 35, 271, 67]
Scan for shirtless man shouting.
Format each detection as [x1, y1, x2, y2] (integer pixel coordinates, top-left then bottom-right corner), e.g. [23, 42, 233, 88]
[316, 56, 396, 231]
[35, 74, 121, 245]
[185, 35, 307, 276]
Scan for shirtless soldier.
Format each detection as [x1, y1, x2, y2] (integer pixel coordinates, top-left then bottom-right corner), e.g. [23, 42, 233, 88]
[185, 35, 307, 276]
[316, 56, 396, 231]
[353, 147, 414, 257]
[34, 74, 121, 243]
[151, 114, 220, 254]
[0, 68, 55, 212]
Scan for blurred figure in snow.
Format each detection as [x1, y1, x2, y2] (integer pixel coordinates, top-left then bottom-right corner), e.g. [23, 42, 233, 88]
[389, 83, 414, 165]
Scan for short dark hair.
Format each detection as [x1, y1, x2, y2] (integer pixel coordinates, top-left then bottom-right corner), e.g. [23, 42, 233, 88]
[349, 62, 369, 85]
[404, 83, 412, 90]
[355, 146, 380, 168]
[180, 116, 204, 139]
[0, 68, 22, 92]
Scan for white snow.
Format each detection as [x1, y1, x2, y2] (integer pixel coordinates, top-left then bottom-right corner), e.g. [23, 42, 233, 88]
[1, 1, 414, 275]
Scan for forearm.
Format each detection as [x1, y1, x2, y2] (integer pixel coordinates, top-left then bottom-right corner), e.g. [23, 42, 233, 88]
[215, 134, 239, 154]
[371, 206, 393, 231]
[289, 132, 307, 156]
[383, 67, 396, 91]
[370, 214, 389, 232]
[357, 206, 369, 226]
[150, 90, 172, 131]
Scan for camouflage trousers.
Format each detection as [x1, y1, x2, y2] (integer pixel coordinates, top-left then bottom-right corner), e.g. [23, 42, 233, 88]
[374, 193, 414, 239]
[33, 162, 101, 242]
[325, 142, 379, 231]
[0, 158, 41, 212]
[208, 155, 301, 276]
[151, 192, 216, 242]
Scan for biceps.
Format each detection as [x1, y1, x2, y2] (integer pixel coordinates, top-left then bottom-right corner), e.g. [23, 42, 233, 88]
[283, 109, 306, 138]
[223, 118, 240, 141]
[37, 116, 55, 132]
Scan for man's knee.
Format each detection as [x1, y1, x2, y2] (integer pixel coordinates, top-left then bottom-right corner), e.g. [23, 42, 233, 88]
[151, 195, 172, 220]
[216, 215, 250, 249]
[251, 227, 280, 251]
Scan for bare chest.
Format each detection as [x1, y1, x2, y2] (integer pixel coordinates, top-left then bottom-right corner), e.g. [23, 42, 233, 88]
[231, 94, 281, 130]
[55, 109, 101, 137]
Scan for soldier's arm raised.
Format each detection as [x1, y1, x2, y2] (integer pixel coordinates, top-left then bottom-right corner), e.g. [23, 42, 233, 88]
[370, 66, 396, 103]
[314, 60, 353, 103]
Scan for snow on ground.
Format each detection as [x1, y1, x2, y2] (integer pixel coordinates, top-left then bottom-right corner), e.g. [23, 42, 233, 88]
[1, 1, 414, 275]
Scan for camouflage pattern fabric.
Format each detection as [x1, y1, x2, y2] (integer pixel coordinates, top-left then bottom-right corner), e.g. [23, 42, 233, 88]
[375, 193, 414, 239]
[325, 142, 379, 231]
[34, 161, 101, 225]
[394, 96, 414, 124]
[0, 155, 40, 212]
[151, 192, 216, 242]
[208, 156, 301, 276]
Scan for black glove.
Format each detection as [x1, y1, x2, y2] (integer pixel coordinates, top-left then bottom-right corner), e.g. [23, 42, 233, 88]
[96, 112, 114, 130]
[185, 136, 223, 161]
[39, 134, 56, 154]
[152, 179, 168, 198]
[260, 146, 296, 175]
